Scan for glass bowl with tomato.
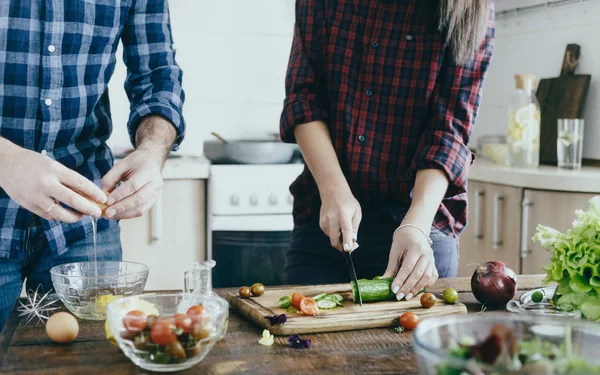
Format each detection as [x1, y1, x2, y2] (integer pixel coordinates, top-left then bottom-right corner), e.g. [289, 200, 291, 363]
[106, 292, 229, 372]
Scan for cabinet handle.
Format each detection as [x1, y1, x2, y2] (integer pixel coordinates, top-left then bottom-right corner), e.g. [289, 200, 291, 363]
[492, 194, 504, 249]
[473, 190, 485, 241]
[520, 198, 533, 258]
[151, 192, 163, 244]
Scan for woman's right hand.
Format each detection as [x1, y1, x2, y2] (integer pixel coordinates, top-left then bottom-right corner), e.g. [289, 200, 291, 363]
[319, 188, 362, 252]
[0, 142, 107, 222]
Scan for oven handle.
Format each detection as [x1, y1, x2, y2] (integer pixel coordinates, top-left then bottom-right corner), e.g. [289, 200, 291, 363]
[209, 215, 295, 232]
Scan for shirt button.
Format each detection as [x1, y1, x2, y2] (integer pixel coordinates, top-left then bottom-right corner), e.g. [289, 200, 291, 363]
[48, 45, 56, 53]
[405, 35, 413, 41]
[371, 42, 379, 48]
[365, 90, 373, 97]
[358, 135, 365, 142]
[45, 98, 53, 106]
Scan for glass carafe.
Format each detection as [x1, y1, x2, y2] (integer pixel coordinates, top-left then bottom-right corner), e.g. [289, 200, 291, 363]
[507, 74, 541, 168]
[183, 260, 229, 340]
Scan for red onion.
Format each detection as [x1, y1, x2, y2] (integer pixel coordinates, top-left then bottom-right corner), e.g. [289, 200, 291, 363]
[471, 261, 517, 307]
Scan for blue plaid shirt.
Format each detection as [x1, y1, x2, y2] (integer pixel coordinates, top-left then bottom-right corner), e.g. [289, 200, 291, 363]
[0, 0, 185, 258]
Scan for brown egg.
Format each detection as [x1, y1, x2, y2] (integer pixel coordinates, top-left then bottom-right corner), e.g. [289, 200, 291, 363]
[80, 189, 110, 215]
[46, 312, 79, 343]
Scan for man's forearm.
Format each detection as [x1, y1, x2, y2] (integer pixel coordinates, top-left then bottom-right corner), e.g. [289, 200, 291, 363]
[402, 169, 450, 234]
[134, 115, 177, 165]
[294, 121, 350, 199]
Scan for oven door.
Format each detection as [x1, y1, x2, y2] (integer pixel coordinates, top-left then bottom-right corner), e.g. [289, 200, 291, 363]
[208, 215, 293, 288]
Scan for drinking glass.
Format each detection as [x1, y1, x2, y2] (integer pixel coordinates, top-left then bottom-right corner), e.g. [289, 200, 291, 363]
[557, 119, 584, 169]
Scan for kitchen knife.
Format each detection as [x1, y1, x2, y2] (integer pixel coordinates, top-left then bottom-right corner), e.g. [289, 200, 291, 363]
[346, 249, 363, 307]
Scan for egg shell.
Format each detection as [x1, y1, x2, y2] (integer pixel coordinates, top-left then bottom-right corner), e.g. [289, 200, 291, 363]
[46, 312, 79, 343]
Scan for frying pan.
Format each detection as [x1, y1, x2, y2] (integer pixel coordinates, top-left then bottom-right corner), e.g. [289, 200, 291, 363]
[203, 132, 298, 164]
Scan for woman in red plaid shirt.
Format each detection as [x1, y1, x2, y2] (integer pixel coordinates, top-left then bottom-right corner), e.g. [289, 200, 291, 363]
[280, 0, 495, 300]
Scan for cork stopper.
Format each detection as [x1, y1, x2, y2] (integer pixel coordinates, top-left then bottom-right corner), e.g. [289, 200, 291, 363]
[514, 74, 536, 91]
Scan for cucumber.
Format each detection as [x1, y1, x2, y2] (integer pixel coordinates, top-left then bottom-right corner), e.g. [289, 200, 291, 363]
[317, 299, 337, 309]
[351, 278, 426, 303]
[352, 278, 395, 303]
[312, 293, 329, 301]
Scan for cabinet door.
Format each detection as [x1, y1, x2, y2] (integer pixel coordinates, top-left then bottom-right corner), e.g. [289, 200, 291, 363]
[120, 180, 206, 290]
[482, 183, 522, 274]
[521, 190, 596, 275]
[458, 181, 488, 276]
[458, 181, 522, 276]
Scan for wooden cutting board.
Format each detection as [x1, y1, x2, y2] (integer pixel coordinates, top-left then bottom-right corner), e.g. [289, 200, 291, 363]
[537, 44, 591, 165]
[226, 283, 467, 335]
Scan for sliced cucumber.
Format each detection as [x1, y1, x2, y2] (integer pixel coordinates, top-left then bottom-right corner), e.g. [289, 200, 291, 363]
[312, 293, 329, 301]
[317, 299, 337, 309]
[331, 294, 344, 303]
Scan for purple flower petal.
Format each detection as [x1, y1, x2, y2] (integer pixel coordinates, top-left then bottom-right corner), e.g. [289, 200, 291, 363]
[265, 314, 287, 326]
[288, 334, 311, 349]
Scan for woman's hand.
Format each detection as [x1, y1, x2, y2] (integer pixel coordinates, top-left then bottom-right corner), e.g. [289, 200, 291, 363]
[382, 226, 439, 300]
[319, 188, 361, 252]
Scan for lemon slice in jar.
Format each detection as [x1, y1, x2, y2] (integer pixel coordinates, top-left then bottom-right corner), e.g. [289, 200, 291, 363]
[514, 104, 537, 129]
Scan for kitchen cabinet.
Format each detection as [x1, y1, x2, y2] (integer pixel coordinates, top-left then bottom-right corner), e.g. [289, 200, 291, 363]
[520, 190, 597, 275]
[459, 181, 522, 277]
[120, 180, 206, 290]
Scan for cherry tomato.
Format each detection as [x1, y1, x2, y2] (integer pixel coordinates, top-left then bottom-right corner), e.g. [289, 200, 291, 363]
[174, 313, 192, 333]
[239, 286, 251, 298]
[442, 288, 459, 304]
[420, 293, 437, 309]
[165, 340, 186, 360]
[150, 318, 177, 345]
[251, 283, 265, 297]
[192, 322, 212, 341]
[299, 297, 319, 316]
[186, 305, 205, 317]
[399, 312, 420, 330]
[291, 292, 305, 309]
[122, 310, 148, 334]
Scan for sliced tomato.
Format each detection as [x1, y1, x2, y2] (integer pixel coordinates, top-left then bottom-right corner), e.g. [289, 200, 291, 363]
[300, 297, 319, 316]
[291, 292, 305, 309]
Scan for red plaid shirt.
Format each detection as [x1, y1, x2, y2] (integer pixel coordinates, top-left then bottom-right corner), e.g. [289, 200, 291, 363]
[280, 0, 495, 237]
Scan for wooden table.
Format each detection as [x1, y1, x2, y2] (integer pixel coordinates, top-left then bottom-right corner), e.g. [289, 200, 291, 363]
[0, 275, 546, 375]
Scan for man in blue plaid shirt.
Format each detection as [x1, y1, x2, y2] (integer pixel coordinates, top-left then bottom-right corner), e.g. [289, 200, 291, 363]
[0, 1, 185, 331]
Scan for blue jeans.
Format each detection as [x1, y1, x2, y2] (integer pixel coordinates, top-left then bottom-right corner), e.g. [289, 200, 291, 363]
[284, 207, 459, 285]
[0, 217, 122, 333]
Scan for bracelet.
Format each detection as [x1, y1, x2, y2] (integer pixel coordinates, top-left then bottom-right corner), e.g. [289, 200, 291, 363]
[393, 224, 433, 247]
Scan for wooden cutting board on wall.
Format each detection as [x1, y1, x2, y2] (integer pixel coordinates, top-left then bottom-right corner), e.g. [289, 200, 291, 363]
[537, 44, 591, 165]
[226, 283, 467, 335]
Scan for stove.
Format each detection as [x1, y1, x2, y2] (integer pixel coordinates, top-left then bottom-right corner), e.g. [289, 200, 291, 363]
[207, 163, 305, 288]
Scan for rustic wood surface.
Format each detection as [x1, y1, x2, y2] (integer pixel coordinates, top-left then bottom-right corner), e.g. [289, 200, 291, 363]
[0, 275, 547, 375]
[226, 283, 467, 335]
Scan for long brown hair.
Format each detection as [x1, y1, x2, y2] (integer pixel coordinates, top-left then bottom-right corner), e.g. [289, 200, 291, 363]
[439, 0, 492, 65]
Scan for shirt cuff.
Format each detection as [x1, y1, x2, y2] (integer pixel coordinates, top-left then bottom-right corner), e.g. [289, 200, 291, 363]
[411, 130, 473, 197]
[128, 101, 185, 151]
[280, 94, 328, 143]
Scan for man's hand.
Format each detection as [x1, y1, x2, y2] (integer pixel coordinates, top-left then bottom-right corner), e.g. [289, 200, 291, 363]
[0, 139, 106, 222]
[101, 116, 176, 220]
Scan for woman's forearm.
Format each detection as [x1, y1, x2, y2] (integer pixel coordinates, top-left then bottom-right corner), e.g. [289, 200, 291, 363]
[294, 121, 350, 199]
[401, 169, 450, 234]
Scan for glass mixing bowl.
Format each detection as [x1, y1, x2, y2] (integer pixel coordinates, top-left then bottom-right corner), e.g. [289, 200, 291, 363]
[50, 261, 149, 320]
[412, 312, 600, 375]
[106, 293, 229, 372]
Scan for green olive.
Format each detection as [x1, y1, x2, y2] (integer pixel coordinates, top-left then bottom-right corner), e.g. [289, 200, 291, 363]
[531, 290, 544, 303]
[442, 288, 459, 304]
[251, 283, 265, 297]
[165, 340, 186, 360]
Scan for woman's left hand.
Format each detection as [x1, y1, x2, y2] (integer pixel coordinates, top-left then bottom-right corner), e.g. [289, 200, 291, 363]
[382, 226, 439, 301]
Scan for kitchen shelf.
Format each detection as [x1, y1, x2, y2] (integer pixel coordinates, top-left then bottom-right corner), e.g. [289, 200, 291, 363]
[497, 0, 590, 19]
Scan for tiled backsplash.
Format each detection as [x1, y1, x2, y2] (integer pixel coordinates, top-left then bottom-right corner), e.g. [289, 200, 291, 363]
[476, 0, 600, 160]
[108, 0, 600, 160]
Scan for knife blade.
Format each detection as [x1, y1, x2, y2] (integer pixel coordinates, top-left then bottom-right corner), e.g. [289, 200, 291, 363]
[346, 250, 363, 307]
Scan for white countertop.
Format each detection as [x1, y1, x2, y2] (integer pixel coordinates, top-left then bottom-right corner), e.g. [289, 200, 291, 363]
[469, 159, 600, 193]
[161, 155, 210, 180]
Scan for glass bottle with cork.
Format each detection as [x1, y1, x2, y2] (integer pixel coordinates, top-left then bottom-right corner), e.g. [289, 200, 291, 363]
[507, 74, 541, 168]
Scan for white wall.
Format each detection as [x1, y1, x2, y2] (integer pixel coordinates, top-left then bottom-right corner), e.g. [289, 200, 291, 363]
[107, 0, 296, 156]
[476, 0, 600, 160]
[107, 0, 600, 160]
